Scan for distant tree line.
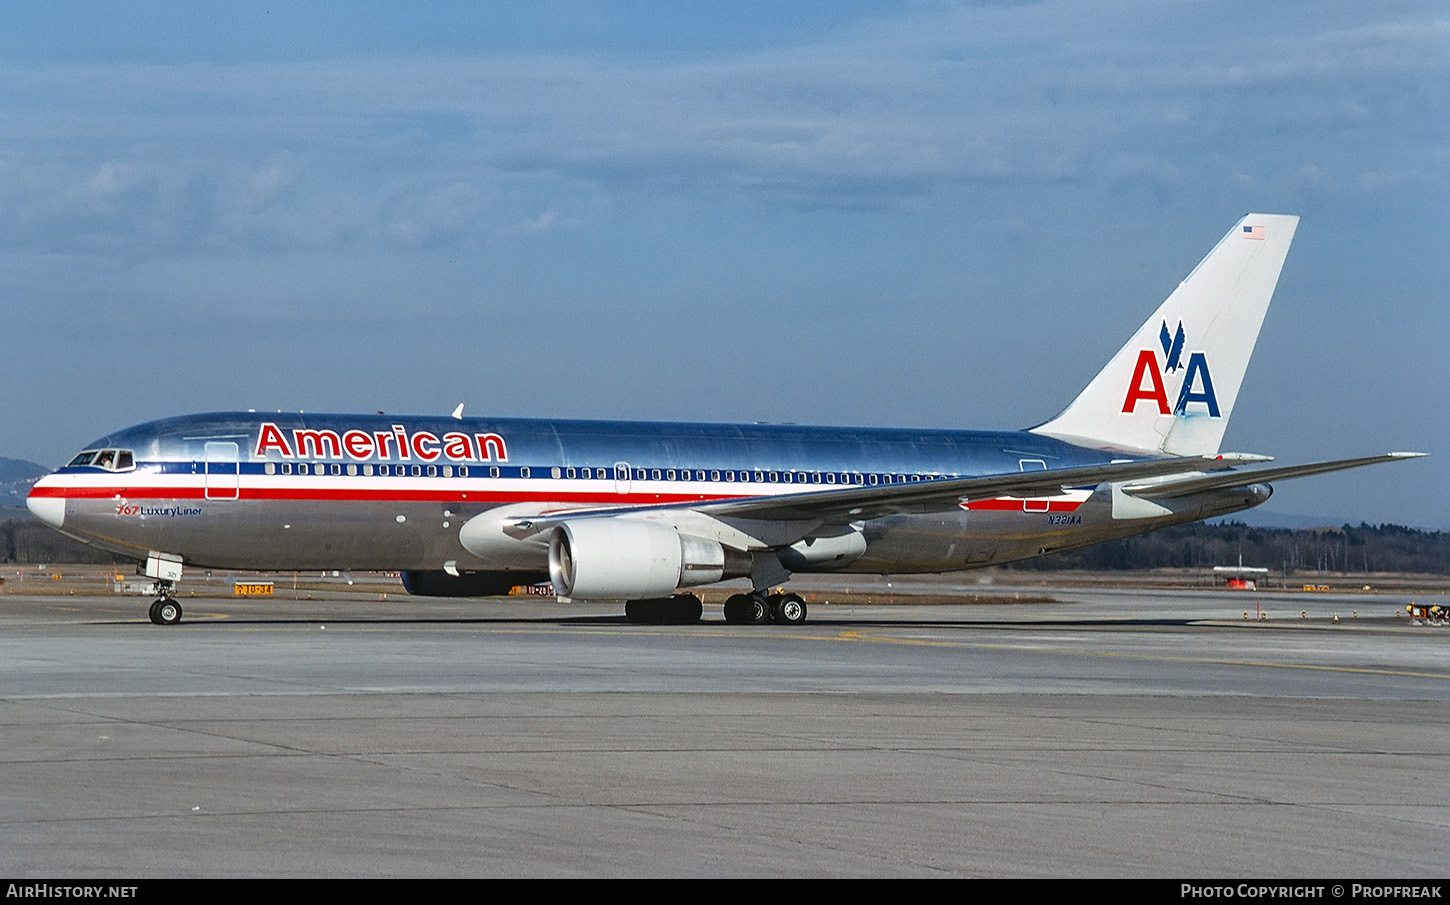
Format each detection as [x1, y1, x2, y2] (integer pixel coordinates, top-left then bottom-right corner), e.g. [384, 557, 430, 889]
[1004, 522, 1450, 575]
[3, 515, 1447, 575]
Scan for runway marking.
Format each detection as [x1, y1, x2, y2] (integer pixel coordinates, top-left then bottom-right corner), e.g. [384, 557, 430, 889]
[1084, 650, 1450, 681]
[836, 629, 958, 647]
[828, 626, 1450, 680]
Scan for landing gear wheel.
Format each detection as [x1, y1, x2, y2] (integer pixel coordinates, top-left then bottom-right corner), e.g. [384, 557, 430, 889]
[772, 593, 807, 625]
[625, 599, 657, 624]
[672, 593, 703, 624]
[723, 593, 755, 624]
[749, 594, 770, 625]
[626, 595, 702, 625]
[150, 599, 182, 625]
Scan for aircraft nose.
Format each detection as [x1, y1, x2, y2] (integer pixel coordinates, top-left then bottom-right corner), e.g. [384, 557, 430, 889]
[26, 487, 65, 529]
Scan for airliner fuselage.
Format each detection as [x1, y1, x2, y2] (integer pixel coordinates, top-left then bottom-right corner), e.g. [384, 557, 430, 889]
[28, 411, 1266, 577]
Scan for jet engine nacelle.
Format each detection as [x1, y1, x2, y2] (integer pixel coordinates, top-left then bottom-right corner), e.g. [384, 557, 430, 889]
[548, 519, 725, 600]
[400, 569, 547, 598]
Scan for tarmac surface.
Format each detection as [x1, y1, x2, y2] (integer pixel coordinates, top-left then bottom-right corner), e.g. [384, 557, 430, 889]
[1, 572, 1447, 877]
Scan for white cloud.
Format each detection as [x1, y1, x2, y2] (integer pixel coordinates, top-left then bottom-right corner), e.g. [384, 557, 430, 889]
[0, 4, 1444, 250]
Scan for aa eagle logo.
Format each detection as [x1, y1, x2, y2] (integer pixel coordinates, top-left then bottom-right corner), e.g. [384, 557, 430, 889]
[1122, 320, 1220, 417]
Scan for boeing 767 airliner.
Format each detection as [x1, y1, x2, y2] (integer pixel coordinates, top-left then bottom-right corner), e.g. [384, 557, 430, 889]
[27, 214, 1423, 625]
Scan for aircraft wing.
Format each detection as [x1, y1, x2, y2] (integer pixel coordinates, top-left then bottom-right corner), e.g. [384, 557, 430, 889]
[688, 455, 1234, 522]
[1121, 452, 1426, 500]
[503, 455, 1235, 534]
[502, 452, 1425, 540]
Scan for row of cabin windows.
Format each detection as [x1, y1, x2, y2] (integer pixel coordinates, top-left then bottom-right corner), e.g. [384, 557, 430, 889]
[264, 462, 470, 477]
[260, 461, 945, 484]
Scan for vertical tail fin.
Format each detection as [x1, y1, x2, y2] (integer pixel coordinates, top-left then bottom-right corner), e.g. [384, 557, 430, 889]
[1031, 213, 1299, 456]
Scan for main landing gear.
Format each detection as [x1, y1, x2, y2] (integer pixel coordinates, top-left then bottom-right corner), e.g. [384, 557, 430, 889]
[623, 591, 807, 625]
[147, 581, 182, 625]
[625, 594, 704, 625]
[723, 591, 808, 626]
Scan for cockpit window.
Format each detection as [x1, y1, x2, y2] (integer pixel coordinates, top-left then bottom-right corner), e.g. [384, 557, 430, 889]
[67, 449, 136, 472]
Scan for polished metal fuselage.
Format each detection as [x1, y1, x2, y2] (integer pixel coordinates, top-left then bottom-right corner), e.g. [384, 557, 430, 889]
[29, 412, 1265, 575]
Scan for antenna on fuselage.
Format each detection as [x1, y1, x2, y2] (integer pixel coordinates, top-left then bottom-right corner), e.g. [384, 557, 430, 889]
[451, 403, 465, 420]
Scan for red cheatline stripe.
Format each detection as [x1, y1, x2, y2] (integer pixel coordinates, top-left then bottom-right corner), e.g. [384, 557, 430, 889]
[962, 499, 1084, 512]
[32, 482, 1085, 511]
[28, 484, 741, 505]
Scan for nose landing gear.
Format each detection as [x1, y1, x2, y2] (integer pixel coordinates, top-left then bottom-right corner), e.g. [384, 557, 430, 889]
[147, 580, 182, 625]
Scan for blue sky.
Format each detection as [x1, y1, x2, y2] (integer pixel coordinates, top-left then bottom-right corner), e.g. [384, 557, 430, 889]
[2, 1, 1446, 527]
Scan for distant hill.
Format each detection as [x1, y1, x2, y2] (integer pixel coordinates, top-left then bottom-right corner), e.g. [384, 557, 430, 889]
[0, 457, 48, 509]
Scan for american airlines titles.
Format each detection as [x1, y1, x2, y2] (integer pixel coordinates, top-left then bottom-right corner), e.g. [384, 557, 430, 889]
[254, 423, 508, 463]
